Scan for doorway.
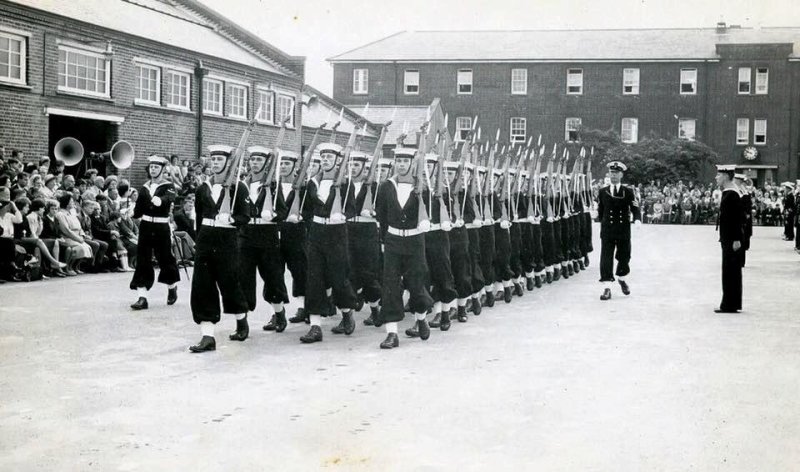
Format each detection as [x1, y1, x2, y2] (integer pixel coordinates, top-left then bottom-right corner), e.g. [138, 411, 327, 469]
[49, 115, 117, 178]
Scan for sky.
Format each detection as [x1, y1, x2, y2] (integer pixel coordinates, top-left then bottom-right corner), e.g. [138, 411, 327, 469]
[200, 0, 800, 95]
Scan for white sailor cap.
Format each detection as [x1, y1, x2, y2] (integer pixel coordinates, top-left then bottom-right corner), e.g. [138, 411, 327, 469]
[521, 171, 530, 178]
[780, 181, 795, 188]
[424, 152, 439, 163]
[443, 161, 460, 170]
[607, 161, 627, 172]
[509, 168, 517, 175]
[377, 158, 393, 168]
[393, 147, 416, 159]
[247, 146, 273, 159]
[492, 168, 503, 176]
[317, 143, 343, 156]
[477, 166, 487, 173]
[208, 145, 233, 157]
[147, 155, 169, 166]
[310, 151, 322, 163]
[734, 173, 747, 180]
[716, 164, 737, 172]
[279, 149, 300, 161]
[464, 162, 475, 171]
[349, 151, 369, 163]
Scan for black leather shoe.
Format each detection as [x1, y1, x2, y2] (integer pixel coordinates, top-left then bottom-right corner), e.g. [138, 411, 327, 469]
[440, 308, 453, 331]
[405, 321, 420, 338]
[364, 306, 379, 326]
[600, 288, 612, 301]
[130, 297, 148, 310]
[567, 264, 575, 277]
[331, 314, 349, 334]
[553, 268, 561, 281]
[380, 333, 399, 349]
[484, 291, 495, 308]
[263, 309, 287, 332]
[429, 312, 442, 328]
[578, 260, 586, 271]
[457, 306, 468, 322]
[619, 280, 631, 296]
[189, 336, 216, 353]
[526, 277, 535, 291]
[573, 261, 581, 273]
[503, 286, 513, 303]
[167, 287, 178, 305]
[263, 314, 279, 331]
[545, 272, 553, 284]
[229, 317, 249, 341]
[355, 294, 365, 312]
[513, 282, 524, 297]
[342, 311, 355, 335]
[583, 255, 590, 267]
[417, 319, 430, 341]
[300, 325, 323, 343]
[472, 297, 482, 316]
[534, 275, 543, 288]
[562, 266, 570, 279]
[714, 308, 740, 314]
[289, 308, 308, 324]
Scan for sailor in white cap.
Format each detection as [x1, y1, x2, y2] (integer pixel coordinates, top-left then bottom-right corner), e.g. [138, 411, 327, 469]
[781, 181, 796, 242]
[714, 164, 744, 313]
[597, 161, 641, 301]
[442, 159, 473, 324]
[129, 155, 180, 311]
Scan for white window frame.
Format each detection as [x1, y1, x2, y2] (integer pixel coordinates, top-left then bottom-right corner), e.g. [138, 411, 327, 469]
[256, 88, 275, 124]
[165, 70, 191, 110]
[754, 119, 767, 145]
[134, 63, 160, 106]
[455, 116, 472, 142]
[565, 117, 581, 142]
[738, 67, 751, 94]
[623, 68, 639, 95]
[404, 69, 419, 95]
[566, 68, 583, 95]
[228, 84, 248, 119]
[511, 68, 527, 95]
[755, 68, 768, 95]
[736, 118, 749, 145]
[680, 68, 697, 95]
[57, 45, 111, 98]
[457, 69, 472, 95]
[353, 68, 368, 95]
[276, 93, 296, 128]
[203, 78, 223, 116]
[621, 118, 639, 144]
[678, 119, 696, 141]
[509, 117, 526, 143]
[0, 30, 27, 86]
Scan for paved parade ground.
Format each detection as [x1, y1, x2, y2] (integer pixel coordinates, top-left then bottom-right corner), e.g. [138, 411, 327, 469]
[1, 224, 799, 471]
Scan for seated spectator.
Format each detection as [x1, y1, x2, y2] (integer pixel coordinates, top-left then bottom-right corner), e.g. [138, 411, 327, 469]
[39, 174, 57, 199]
[78, 200, 110, 272]
[55, 193, 93, 275]
[15, 198, 68, 277]
[94, 194, 128, 271]
[173, 194, 196, 240]
[116, 205, 139, 268]
[0, 187, 23, 281]
[12, 171, 29, 197]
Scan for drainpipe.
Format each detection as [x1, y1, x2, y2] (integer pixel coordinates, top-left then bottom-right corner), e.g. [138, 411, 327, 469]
[195, 60, 206, 159]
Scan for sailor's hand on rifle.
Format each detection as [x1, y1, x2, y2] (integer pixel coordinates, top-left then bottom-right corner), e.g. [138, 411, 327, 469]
[500, 219, 511, 229]
[286, 213, 301, 224]
[441, 220, 453, 232]
[151, 196, 162, 207]
[418, 219, 431, 232]
[361, 209, 375, 218]
[455, 218, 465, 228]
[330, 212, 346, 224]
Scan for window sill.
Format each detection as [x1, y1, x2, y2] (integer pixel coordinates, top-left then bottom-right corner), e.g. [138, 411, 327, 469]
[133, 99, 161, 108]
[165, 104, 193, 114]
[352, 92, 368, 95]
[56, 89, 113, 102]
[511, 92, 527, 96]
[134, 101, 194, 115]
[754, 142, 767, 147]
[0, 80, 31, 90]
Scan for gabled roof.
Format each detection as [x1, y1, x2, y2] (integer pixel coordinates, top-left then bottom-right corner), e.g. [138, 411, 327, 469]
[5, 0, 302, 79]
[348, 100, 443, 147]
[328, 27, 800, 62]
[302, 85, 380, 138]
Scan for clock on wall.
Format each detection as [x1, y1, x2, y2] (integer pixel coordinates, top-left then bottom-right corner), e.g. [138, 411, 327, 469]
[742, 146, 759, 161]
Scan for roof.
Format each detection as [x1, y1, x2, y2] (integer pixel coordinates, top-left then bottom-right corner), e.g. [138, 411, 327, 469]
[301, 85, 380, 138]
[328, 27, 800, 62]
[7, 0, 298, 77]
[348, 99, 444, 147]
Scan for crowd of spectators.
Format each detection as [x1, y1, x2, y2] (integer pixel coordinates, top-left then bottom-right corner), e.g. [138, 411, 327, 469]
[0, 147, 204, 283]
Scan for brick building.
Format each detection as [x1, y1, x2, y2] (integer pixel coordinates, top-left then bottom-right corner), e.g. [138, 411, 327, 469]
[329, 25, 800, 185]
[0, 0, 305, 185]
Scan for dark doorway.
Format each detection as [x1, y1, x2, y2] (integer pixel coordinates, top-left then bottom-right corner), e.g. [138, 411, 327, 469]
[49, 115, 117, 178]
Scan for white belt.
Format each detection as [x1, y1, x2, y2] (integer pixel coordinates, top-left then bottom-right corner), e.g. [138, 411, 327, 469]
[313, 216, 346, 225]
[428, 223, 442, 231]
[465, 222, 483, 229]
[250, 218, 277, 225]
[387, 226, 424, 237]
[348, 216, 377, 223]
[202, 217, 235, 228]
[141, 215, 169, 224]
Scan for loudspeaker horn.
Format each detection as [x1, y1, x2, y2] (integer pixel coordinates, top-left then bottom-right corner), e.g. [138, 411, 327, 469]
[54, 137, 84, 166]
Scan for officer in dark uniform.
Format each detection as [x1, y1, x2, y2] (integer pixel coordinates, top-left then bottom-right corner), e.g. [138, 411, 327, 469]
[596, 161, 641, 300]
[782, 182, 796, 241]
[189, 145, 251, 353]
[715, 164, 744, 313]
[734, 174, 753, 268]
[129, 155, 180, 310]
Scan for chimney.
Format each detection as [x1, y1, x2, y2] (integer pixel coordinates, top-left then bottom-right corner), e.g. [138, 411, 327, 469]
[716, 21, 727, 33]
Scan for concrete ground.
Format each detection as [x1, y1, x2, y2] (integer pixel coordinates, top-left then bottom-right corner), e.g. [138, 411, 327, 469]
[0, 223, 799, 472]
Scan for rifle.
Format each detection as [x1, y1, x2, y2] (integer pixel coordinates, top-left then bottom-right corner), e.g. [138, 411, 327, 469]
[359, 119, 392, 217]
[528, 142, 545, 222]
[286, 122, 326, 222]
[218, 105, 262, 216]
[434, 122, 453, 229]
[544, 144, 557, 222]
[256, 115, 292, 219]
[414, 118, 431, 230]
[329, 114, 364, 223]
[482, 129, 500, 224]
[451, 116, 477, 224]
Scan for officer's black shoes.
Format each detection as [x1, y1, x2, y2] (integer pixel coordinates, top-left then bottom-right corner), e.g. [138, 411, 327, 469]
[584, 255, 590, 267]
[300, 326, 323, 343]
[513, 282, 524, 297]
[545, 272, 553, 284]
[342, 311, 355, 335]
[167, 287, 178, 305]
[483, 291, 495, 308]
[364, 306, 379, 326]
[714, 308, 740, 314]
[229, 317, 249, 341]
[417, 319, 431, 341]
[405, 321, 420, 338]
[429, 312, 442, 328]
[578, 260, 586, 271]
[289, 307, 308, 324]
[457, 306, 469, 323]
[130, 297, 148, 310]
[534, 275, 543, 288]
[526, 277, 535, 291]
[503, 286, 513, 303]
[440, 309, 453, 331]
[566, 264, 575, 277]
[263, 309, 288, 332]
[472, 297, 482, 316]
[619, 280, 631, 296]
[553, 268, 561, 281]
[189, 336, 216, 353]
[600, 288, 612, 301]
[380, 333, 399, 349]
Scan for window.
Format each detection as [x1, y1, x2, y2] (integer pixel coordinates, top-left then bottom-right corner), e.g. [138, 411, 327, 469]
[135, 64, 160, 105]
[755, 68, 768, 95]
[257, 89, 274, 124]
[166, 70, 190, 110]
[228, 84, 247, 119]
[203, 78, 223, 115]
[510, 117, 526, 143]
[455, 116, 472, 141]
[276, 94, 295, 127]
[404, 69, 419, 95]
[621, 118, 638, 144]
[457, 69, 472, 94]
[565, 117, 581, 142]
[511, 68, 527, 95]
[623, 68, 639, 95]
[567, 68, 583, 95]
[353, 68, 368, 94]
[736, 118, 749, 145]
[0, 31, 26, 85]
[754, 119, 767, 145]
[680, 68, 697, 95]
[58, 46, 110, 97]
[678, 119, 696, 141]
[738, 67, 751, 94]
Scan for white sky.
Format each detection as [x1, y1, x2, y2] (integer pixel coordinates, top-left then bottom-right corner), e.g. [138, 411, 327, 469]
[200, 0, 800, 95]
